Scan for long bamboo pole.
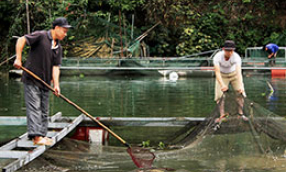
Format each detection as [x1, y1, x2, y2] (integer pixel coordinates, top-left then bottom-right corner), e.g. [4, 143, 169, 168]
[20, 66, 131, 148]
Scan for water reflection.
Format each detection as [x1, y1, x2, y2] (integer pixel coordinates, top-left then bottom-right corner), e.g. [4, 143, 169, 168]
[49, 76, 217, 118]
[0, 75, 285, 118]
[1, 74, 286, 172]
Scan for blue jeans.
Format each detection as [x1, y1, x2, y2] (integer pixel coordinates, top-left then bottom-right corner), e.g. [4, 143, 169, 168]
[24, 84, 49, 139]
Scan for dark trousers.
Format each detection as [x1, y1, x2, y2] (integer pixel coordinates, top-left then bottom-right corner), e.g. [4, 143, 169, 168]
[268, 54, 276, 67]
[24, 84, 49, 139]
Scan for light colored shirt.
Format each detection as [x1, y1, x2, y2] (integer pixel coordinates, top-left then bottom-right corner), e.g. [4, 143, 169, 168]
[213, 51, 242, 73]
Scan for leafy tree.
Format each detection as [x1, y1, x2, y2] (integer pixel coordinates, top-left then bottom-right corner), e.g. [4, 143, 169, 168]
[143, 0, 286, 56]
[1, 0, 286, 67]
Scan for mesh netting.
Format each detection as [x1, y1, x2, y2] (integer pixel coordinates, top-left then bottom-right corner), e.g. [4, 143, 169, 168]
[167, 92, 286, 155]
[16, 92, 286, 171]
[18, 139, 135, 172]
[127, 147, 155, 168]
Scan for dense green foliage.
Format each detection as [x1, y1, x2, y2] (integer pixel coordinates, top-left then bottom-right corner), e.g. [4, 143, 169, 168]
[1, 0, 286, 66]
[144, 0, 286, 56]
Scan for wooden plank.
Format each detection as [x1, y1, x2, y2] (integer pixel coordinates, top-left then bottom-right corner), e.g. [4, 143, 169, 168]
[0, 117, 26, 126]
[0, 151, 28, 159]
[60, 66, 215, 70]
[16, 139, 36, 148]
[14, 132, 73, 149]
[1, 116, 285, 127]
[60, 66, 286, 70]
[52, 114, 84, 145]
[0, 116, 205, 127]
[49, 112, 62, 122]
[0, 133, 27, 151]
[48, 122, 69, 129]
[1, 113, 84, 172]
[16, 132, 58, 148]
[46, 131, 60, 138]
[81, 116, 205, 127]
[16, 135, 34, 148]
[2, 146, 46, 172]
[0, 112, 62, 126]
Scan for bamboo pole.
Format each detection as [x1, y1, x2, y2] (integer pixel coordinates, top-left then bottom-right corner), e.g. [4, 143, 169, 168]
[25, 0, 30, 34]
[20, 66, 131, 148]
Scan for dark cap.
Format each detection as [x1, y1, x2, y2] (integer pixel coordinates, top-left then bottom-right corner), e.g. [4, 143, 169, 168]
[52, 17, 72, 29]
[223, 40, 236, 50]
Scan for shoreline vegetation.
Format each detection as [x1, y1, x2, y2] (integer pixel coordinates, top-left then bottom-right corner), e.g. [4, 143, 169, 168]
[1, 0, 286, 71]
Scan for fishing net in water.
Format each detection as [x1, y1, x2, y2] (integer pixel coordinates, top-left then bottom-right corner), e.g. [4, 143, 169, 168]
[127, 147, 155, 169]
[18, 138, 135, 172]
[15, 134, 155, 171]
[16, 92, 286, 172]
[167, 91, 286, 155]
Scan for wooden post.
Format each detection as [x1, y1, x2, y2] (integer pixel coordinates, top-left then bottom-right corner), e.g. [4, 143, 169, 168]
[106, 13, 110, 39]
[110, 38, 114, 58]
[26, 0, 30, 34]
[131, 14, 134, 39]
[119, 9, 123, 58]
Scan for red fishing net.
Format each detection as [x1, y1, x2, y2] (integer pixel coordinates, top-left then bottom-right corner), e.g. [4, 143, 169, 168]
[127, 147, 156, 169]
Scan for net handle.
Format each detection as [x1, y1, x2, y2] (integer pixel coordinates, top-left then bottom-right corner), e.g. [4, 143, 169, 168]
[20, 66, 131, 148]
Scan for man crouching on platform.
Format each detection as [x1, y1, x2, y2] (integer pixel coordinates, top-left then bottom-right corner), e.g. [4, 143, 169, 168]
[13, 17, 72, 146]
[213, 40, 248, 124]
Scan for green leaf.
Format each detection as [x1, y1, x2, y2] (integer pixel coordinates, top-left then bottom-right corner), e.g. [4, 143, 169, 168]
[158, 141, 165, 149]
[243, 0, 251, 3]
[142, 140, 150, 148]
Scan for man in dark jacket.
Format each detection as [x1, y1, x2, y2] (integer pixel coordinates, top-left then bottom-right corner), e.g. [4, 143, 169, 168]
[13, 17, 72, 145]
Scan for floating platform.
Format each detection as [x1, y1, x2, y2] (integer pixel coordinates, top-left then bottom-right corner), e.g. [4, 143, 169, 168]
[9, 58, 286, 78]
[0, 115, 204, 127]
[0, 113, 205, 172]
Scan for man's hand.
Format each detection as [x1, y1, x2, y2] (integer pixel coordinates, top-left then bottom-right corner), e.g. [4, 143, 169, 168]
[53, 85, 61, 97]
[13, 58, 22, 69]
[221, 84, 228, 92]
[237, 88, 244, 94]
[52, 66, 60, 97]
[268, 53, 274, 59]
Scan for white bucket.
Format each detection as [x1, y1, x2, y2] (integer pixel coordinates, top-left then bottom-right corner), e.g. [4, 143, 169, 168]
[169, 71, 179, 82]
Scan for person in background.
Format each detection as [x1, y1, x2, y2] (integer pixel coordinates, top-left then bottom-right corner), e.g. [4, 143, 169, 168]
[213, 40, 248, 124]
[13, 17, 72, 145]
[263, 43, 279, 66]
